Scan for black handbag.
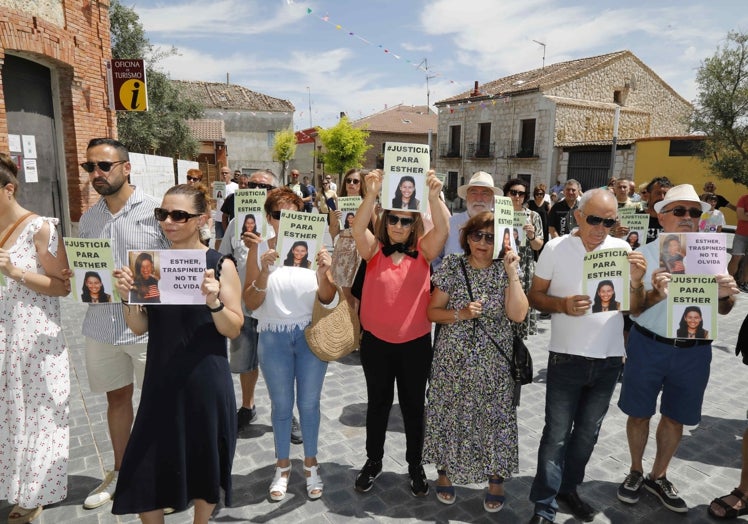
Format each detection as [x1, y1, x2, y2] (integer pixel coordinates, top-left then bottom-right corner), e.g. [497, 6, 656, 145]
[458, 258, 533, 406]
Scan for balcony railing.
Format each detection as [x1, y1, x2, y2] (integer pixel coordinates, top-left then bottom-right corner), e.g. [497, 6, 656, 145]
[439, 143, 461, 158]
[507, 139, 540, 158]
[467, 142, 496, 159]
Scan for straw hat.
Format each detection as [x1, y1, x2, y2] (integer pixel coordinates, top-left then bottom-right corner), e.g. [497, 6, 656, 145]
[653, 184, 710, 213]
[457, 171, 502, 199]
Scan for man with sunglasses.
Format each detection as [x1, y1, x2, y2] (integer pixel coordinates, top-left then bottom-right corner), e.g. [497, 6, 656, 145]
[287, 169, 312, 212]
[220, 173, 250, 235]
[548, 179, 581, 239]
[617, 184, 739, 514]
[527, 188, 647, 524]
[76, 138, 170, 510]
[433, 171, 501, 270]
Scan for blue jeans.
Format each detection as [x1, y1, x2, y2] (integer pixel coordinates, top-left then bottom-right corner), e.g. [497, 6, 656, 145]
[258, 326, 328, 460]
[530, 352, 623, 521]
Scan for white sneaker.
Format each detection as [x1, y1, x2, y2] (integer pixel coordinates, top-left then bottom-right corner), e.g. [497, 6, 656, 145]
[83, 470, 118, 509]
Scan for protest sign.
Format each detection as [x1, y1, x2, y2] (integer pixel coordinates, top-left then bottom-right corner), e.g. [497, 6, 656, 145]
[582, 248, 630, 313]
[234, 189, 267, 240]
[275, 210, 326, 270]
[493, 196, 516, 259]
[64, 237, 119, 303]
[337, 196, 363, 230]
[667, 274, 718, 339]
[127, 249, 205, 305]
[382, 142, 430, 213]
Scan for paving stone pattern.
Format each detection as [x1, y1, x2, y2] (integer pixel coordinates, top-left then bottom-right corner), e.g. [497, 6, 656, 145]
[3, 295, 747, 523]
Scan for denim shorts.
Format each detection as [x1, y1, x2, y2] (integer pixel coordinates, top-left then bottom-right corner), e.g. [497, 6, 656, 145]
[229, 315, 259, 373]
[618, 326, 711, 425]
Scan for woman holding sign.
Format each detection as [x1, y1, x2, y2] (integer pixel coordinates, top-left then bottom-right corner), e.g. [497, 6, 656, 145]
[112, 183, 243, 524]
[243, 187, 335, 502]
[0, 153, 70, 523]
[351, 169, 449, 497]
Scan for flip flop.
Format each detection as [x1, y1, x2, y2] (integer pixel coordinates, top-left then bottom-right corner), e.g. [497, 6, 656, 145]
[708, 488, 748, 520]
[8, 505, 43, 524]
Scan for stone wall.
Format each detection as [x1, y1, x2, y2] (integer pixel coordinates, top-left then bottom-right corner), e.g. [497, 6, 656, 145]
[0, 0, 115, 221]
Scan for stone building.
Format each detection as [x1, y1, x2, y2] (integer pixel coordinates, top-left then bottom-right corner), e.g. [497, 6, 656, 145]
[1, 0, 116, 231]
[173, 80, 294, 176]
[434, 50, 691, 201]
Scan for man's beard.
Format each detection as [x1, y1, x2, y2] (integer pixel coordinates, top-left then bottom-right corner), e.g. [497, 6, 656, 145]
[93, 177, 126, 196]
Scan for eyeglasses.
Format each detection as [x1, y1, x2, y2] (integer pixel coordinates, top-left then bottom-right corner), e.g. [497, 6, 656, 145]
[534, 192, 545, 196]
[386, 214, 415, 227]
[508, 189, 526, 197]
[154, 208, 201, 222]
[269, 210, 282, 220]
[80, 160, 126, 173]
[247, 181, 275, 190]
[661, 206, 702, 218]
[345, 178, 360, 185]
[467, 231, 495, 243]
[186, 176, 201, 182]
[579, 210, 617, 228]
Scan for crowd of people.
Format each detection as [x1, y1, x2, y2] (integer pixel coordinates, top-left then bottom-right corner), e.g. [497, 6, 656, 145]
[1, 139, 747, 524]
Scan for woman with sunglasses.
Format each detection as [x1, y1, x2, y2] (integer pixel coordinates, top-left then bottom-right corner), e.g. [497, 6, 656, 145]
[243, 187, 335, 502]
[527, 183, 550, 252]
[329, 169, 373, 310]
[315, 179, 338, 224]
[111, 183, 243, 524]
[423, 211, 527, 512]
[0, 153, 70, 524]
[351, 169, 449, 497]
[504, 178, 544, 338]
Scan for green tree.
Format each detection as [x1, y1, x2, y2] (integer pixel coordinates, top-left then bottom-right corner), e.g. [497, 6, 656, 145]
[317, 117, 371, 175]
[109, 0, 202, 158]
[690, 31, 748, 186]
[273, 129, 297, 183]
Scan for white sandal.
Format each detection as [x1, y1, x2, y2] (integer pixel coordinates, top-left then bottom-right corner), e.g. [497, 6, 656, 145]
[269, 464, 291, 501]
[304, 464, 324, 499]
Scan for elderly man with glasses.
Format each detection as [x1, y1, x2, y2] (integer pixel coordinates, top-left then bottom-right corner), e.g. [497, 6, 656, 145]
[527, 188, 647, 524]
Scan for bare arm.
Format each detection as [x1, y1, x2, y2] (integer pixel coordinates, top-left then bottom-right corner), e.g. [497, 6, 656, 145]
[315, 247, 336, 304]
[503, 250, 529, 322]
[204, 260, 243, 339]
[113, 266, 149, 335]
[627, 251, 647, 315]
[352, 171, 381, 262]
[528, 275, 591, 316]
[420, 171, 450, 263]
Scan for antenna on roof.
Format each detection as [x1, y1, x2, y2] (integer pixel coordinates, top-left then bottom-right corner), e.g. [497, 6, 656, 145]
[417, 58, 438, 109]
[226, 72, 230, 85]
[532, 40, 546, 70]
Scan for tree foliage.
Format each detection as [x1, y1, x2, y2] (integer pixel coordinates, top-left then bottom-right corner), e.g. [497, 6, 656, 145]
[317, 117, 371, 175]
[109, 0, 202, 158]
[272, 129, 297, 183]
[690, 31, 748, 186]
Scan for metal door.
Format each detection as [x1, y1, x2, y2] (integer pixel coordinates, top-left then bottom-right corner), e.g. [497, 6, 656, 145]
[567, 150, 611, 192]
[3, 55, 65, 232]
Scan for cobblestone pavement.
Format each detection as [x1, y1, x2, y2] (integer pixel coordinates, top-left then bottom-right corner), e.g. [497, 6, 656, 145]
[3, 293, 747, 523]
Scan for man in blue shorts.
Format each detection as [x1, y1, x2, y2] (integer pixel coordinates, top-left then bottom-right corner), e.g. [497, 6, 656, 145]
[617, 184, 740, 513]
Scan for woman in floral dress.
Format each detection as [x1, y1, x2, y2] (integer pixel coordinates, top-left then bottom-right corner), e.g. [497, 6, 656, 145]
[0, 153, 70, 524]
[423, 211, 528, 513]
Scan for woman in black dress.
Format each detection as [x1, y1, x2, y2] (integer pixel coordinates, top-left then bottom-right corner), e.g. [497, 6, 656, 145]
[112, 183, 243, 524]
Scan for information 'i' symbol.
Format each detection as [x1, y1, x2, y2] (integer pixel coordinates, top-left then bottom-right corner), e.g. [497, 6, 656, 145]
[119, 79, 145, 110]
[129, 81, 140, 109]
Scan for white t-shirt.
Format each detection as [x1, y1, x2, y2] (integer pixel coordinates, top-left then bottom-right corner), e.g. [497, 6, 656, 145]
[534, 233, 631, 358]
[432, 211, 469, 271]
[630, 240, 667, 336]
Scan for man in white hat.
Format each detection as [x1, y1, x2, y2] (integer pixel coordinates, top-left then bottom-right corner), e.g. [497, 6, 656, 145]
[616, 184, 739, 514]
[432, 171, 501, 270]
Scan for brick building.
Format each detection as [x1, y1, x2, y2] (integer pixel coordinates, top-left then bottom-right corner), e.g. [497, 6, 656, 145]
[1, 0, 115, 231]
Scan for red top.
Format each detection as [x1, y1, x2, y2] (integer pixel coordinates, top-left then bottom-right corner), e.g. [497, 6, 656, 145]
[360, 240, 432, 343]
[738, 194, 748, 236]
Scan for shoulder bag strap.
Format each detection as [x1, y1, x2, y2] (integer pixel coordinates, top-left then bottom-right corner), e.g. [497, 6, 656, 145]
[0, 211, 36, 248]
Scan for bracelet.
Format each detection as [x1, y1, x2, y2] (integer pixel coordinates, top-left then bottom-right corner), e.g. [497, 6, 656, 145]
[527, 234, 536, 241]
[630, 283, 644, 291]
[16, 270, 26, 284]
[207, 301, 225, 312]
[719, 295, 732, 302]
[454, 309, 461, 322]
[251, 280, 267, 293]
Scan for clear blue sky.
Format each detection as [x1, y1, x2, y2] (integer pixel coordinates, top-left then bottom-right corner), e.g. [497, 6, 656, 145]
[131, 0, 748, 130]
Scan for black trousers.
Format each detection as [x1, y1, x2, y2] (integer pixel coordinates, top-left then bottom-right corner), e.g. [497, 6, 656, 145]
[360, 330, 433, 467]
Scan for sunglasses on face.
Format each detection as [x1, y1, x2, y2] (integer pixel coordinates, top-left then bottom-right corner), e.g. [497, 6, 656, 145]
[508, 189, 527, 197]
[534, 192, 545, 196]
[386, 214, 415, 227]
[269, 210, 282, 220]
[345, 178, 360, 185]
[186, 176, 201, 182]
[247, 181, 274, 190]
[661, 206, 702, 218]
[154, 208, 201, 223]
[580, 211, 617, 228]
[468, 231, 495, 243]
[80, 160, 126, 173]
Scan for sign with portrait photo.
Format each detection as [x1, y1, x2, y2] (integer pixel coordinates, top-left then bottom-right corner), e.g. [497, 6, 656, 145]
[582, 248, 630, 313]
[667, 275, 718, 339]
[493, 196, 516, 259]
[337, 196, 363, 230]
[274, 210, 326, 270]
[234, 189, 268, 240]
[382, 142, 430, 213]
[63, 237, 120, 303]
[127, 249, 205, 305]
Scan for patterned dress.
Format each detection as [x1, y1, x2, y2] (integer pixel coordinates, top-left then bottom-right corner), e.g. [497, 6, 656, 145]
[422, 254, 518, 484]
[0, 217, 69, 507]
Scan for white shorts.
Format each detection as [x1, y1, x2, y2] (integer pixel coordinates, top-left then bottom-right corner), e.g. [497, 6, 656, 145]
[84, 338, 147, 393]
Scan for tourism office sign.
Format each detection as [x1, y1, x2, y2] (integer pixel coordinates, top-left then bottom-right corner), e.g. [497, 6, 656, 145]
[106, 59, 149, 112]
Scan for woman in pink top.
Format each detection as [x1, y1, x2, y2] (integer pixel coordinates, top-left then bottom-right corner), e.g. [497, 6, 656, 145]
[351, 169, 450, 497]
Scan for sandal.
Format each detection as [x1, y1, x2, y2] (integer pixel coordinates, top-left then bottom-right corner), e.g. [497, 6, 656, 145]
[269, 464, 291, 501]
[435, 470, 456, 505]
[708, 488, 748, 519]
[484, 476, 505, 513]
[304, 464, 323, 499]
[8, 505, 43, 524]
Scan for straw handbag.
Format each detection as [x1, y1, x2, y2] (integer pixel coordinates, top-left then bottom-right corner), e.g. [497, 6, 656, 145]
[305, 285, 360, 361]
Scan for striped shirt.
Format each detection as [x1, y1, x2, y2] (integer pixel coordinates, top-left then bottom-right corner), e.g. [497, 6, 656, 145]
[79, 186, 169, 345]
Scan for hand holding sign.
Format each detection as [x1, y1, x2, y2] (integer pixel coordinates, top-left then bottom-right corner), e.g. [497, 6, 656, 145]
[365, 169, 383, 196]
[202, 269, 220, 305]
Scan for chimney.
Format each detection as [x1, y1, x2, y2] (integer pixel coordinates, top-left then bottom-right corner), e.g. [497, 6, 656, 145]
[339, 111, 347, 119]
[471, 81, 480, 97]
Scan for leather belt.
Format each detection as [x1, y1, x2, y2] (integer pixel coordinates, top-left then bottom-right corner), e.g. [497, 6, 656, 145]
[633, 323, 710, 348]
